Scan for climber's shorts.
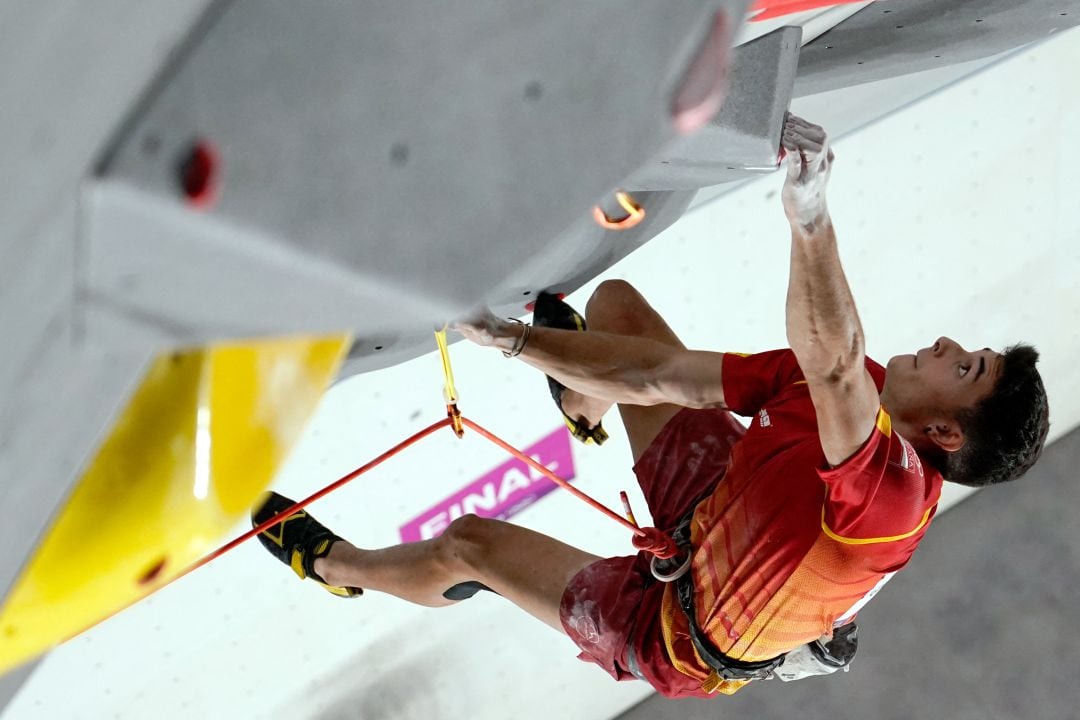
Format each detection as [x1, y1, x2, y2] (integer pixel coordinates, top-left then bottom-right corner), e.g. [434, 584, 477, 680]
[559, 408, 746, 694]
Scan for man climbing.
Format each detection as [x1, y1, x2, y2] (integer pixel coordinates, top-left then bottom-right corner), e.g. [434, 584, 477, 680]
[251, 114, 1049, 697]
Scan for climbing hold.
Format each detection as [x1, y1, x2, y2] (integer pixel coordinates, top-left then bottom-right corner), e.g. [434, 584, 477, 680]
[178, 139, 221, 209]
[593, 191, 645, 230]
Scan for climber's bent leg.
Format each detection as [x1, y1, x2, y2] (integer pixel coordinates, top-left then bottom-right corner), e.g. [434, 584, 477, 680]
[561, 279, 687, 463]
[315, 514, 601, 632]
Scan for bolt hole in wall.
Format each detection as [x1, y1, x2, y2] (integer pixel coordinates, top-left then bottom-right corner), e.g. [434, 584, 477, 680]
[141, 134, 161, 156]
[137, 557, 167, 586]
[390, 142, 409, 166]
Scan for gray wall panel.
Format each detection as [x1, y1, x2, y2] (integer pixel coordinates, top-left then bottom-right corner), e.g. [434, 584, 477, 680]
[796, 0, 1080, 97]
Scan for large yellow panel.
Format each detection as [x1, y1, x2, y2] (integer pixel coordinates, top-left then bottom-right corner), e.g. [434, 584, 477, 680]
[0, 335, 349, 674]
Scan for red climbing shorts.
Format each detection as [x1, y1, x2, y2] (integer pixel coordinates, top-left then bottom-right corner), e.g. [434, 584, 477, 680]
[559, 408, 747, 697]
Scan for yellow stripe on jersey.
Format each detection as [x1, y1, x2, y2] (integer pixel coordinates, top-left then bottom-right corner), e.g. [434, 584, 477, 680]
[875, 406, 892, 437]
[821, 505, 935, 546]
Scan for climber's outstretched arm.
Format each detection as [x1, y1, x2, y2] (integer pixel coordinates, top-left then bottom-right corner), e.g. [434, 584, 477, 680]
[454, 315, 727, 410]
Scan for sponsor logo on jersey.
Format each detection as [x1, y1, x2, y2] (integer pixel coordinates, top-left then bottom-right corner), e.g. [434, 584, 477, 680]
[890, 436, 922, 475]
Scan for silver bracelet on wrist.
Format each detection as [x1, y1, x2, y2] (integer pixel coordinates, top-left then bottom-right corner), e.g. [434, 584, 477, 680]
[502, 318, 532, 358]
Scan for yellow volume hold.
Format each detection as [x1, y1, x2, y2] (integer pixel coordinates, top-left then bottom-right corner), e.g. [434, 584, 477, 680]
[0, 334, 349, 675]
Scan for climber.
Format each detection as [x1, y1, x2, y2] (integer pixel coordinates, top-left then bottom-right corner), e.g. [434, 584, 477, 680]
[251, 114, 1048, 697]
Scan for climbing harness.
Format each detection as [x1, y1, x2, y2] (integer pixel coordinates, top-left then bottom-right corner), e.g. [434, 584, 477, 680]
[172, 327, 683, 590]
[677, 567, 786, 682]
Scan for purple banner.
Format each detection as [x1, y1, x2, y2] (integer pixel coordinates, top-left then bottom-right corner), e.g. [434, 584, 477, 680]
[399, 426, 576, 542]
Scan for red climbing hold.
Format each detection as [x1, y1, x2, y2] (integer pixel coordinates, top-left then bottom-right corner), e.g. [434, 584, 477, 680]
[750, 0, 868, 23]
[179, 139, 221, 210]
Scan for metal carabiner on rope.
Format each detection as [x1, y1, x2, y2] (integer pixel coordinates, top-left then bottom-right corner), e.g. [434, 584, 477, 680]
[650, 553, 692, 583]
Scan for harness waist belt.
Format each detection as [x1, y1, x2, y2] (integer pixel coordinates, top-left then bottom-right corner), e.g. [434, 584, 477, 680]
[665, 510, 785, 682]
[674, 571, 786, 681]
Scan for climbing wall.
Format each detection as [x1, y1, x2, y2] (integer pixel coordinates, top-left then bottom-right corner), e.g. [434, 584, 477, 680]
[795, 0, 1080, 96]
[2, 0, 756, 693]
[82, 0, 753, 370]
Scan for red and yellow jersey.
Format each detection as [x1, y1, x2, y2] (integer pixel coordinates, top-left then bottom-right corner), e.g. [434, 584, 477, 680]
[659, 350, 942, 694]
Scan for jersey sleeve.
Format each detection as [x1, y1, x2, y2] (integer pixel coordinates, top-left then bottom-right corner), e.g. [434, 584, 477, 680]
[721, 349, 805, 417]
[817, 406, 940, 545]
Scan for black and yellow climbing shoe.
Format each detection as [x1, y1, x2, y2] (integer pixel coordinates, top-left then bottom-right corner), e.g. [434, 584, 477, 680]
[532, 291, 609, 446]
[252, 492, 362, 598]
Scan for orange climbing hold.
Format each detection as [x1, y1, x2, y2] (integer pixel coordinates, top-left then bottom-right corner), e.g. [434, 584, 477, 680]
[593, 191, 646, 230]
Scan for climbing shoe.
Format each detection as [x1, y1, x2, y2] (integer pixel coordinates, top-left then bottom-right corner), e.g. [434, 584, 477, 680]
[252, 491, 362, 598]
[532, 291, 609, 446]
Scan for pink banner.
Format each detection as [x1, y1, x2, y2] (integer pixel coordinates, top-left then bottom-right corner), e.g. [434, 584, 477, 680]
[399, 426, 576, 542]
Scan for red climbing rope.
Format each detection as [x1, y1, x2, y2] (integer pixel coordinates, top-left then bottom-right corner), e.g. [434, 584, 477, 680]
[460, 417, 679, 558]
[70, 338, 683, 650]
[180, 409, 679, 586]
[178, 417, 455, 581]
[65, 417, 458, 647]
